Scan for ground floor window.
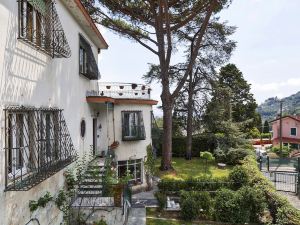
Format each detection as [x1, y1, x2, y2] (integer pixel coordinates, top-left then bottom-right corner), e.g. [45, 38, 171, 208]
[290, 143, 300, 150]
[117, 159, 142, 184]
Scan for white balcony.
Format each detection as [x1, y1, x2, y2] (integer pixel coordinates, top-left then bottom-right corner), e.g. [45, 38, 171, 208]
[86, 82, 152, 100]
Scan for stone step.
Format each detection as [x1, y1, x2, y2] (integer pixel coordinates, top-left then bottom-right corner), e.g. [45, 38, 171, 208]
[77, 190, 102, 197]
[79, 186, 103, 192]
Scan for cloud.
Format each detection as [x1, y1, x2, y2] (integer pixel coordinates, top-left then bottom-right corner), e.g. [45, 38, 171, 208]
[251, 78, 300, 92]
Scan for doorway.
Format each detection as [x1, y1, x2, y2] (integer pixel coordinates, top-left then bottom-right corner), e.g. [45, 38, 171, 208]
[93, 118, 97, 156]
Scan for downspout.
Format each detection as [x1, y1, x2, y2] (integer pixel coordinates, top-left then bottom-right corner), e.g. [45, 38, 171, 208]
[106, 102, 109, 151]
[113, 104, 116, 142]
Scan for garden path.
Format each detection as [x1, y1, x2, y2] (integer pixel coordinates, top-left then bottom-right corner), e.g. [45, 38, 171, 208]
[127, 208, 146, 225]
[278, 191, 300, 210]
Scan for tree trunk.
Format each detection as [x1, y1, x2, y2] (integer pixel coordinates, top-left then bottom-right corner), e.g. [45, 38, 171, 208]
[161, 96, 173, 170]
[186, 72, 194, 160]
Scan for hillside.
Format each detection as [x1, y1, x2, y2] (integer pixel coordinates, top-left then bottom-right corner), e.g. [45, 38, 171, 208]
[257, 91, 300, 121]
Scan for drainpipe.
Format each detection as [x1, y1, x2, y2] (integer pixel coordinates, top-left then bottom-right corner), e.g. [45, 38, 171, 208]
[279, 100, 283, 151]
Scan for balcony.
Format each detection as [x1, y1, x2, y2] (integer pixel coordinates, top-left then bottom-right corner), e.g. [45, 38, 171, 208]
[86, 82, 152, 100]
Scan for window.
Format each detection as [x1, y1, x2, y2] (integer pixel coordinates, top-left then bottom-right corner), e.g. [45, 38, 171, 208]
[18, 0, 71, 58]
[79, 34, 100, 79]
[291, 128, 297, 136]
[122, 111, 145, 141]
[4, 107, 76, 191]
[117, 159, 142, 184]
[79, 46, 87, 75]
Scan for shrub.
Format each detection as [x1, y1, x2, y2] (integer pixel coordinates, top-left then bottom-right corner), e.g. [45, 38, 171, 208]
[214, 188, 248, 223]
[271, 145, 291, 158]
[157, 177, 230, 195]
[226, 147, 254, 165]
[242, 156, 300, 225]
[154, 191, 167, 211]
[180, 195, 198, 221]
[180, 191, 212, 219]
[228, 166, 249, 189]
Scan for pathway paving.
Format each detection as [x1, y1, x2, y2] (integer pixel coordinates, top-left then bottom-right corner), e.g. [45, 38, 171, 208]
[127, 208, 146, 225]
[278, 191, 300, 210]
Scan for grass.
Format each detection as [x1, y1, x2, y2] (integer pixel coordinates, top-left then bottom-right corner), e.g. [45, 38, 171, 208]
[155, 157, 233, 180]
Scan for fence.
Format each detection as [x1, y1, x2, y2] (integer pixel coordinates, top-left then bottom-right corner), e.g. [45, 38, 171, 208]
[262, 171, 298, 193]
[260, 156, 300, 172]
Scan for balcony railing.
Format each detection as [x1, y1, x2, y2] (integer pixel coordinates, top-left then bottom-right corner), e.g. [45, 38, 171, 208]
[4, 106, 77, 191]
[86, 82, 152, 100]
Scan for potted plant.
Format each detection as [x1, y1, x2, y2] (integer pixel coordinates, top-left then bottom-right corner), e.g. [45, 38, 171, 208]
[131, 83, 137, 89]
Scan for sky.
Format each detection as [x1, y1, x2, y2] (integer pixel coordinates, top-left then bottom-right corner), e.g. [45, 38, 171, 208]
[98, 0, 300, 115]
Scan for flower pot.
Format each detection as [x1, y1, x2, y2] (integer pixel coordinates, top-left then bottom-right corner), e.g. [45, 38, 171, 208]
[119, 86, 124, 89]
[106, 86, 111, 89]
[113, 184, 123, 207]
[131, 83, 137, 89]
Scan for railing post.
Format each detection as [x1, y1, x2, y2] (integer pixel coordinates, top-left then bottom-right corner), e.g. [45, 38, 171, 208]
[267, 156, 270, 172]
[4, 109, 7, 190]
[259, 156, 262, 171]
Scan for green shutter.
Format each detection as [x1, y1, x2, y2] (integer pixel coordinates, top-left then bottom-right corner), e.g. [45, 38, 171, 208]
[28, 0, 48, 15]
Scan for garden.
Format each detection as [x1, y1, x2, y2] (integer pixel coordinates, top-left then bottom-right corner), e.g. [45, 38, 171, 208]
[151, 155, 300, 225]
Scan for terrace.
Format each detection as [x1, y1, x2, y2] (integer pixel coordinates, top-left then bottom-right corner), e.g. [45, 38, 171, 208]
[86, 82, 152, 100]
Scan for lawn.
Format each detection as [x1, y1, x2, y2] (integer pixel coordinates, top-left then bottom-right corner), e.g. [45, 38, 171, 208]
[155, 157, 233, 180]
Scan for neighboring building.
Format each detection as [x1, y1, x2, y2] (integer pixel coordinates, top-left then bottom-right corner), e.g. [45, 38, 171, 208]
[270, 115, 300, 149]
[0, 0, 157, 224]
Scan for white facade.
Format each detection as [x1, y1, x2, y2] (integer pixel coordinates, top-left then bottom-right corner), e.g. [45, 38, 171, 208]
[0, 1, 156, 224]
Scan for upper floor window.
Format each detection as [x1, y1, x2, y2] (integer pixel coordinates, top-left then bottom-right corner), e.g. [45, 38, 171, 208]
[79, 35, 100, 80]
[121, 111, 145, 141]
[291, 128, 297, 136]
[18, 0, 71, 58]
[79, 46, 87, 75]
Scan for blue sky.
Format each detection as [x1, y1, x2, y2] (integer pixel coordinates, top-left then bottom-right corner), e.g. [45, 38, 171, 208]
[98, 0, 300, 115]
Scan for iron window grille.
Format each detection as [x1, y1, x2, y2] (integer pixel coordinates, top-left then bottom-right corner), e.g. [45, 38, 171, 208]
[17, 0, 71, 58]
[121, 111, 146, 141]
[79, 35, 100, 80]
[4, 106, 77, 191]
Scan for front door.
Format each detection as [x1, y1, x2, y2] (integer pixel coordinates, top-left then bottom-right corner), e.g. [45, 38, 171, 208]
[93, 118, 97, 156]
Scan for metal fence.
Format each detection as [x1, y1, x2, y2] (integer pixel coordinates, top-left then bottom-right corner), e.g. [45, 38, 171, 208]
[263, 171, 298, 193]
[260, 156, 300, 172]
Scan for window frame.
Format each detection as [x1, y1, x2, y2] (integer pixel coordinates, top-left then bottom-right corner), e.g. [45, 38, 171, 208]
[117, 159, 143, 184]
[291, 127, 297, 136]
[121, 111, 146, 141]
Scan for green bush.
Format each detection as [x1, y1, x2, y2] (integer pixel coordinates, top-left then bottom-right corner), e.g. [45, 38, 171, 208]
[226, 147, 254, 165]
[228, 166, 249, 189]
[271, 145, 291, 158]
[214, 188, 248, 223]
[214, 187, 266, 224]
[242, 156, 300, 225]
[156, 135, 217, 157]
[157, 177, 231, 195]
[261, 133, 271, 139]
[180, 195, 198, 221]
[180, 191, 212, 219]
[154, 191, 167, 211]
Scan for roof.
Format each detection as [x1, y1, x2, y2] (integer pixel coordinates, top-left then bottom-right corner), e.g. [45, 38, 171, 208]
[61, 0, 108, 49]
[270, 115, 300, 123]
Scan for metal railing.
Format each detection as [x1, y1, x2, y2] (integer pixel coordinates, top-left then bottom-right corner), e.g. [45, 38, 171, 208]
[4, 106, 77, 191]
[86, 82, 152, 100]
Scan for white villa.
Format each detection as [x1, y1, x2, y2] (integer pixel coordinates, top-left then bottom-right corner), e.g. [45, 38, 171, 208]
[0, 0, 157, 224]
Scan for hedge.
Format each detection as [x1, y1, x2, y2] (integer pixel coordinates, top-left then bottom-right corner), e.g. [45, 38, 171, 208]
[157, 177, 232, 195]
[155, 135, 217, 157]
[242, 156, 300, 225]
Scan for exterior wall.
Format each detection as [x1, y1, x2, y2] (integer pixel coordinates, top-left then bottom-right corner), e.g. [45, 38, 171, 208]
[272, 118, 300, 140]
[0, 1, 102, 224]
[92, 103, 153, 184]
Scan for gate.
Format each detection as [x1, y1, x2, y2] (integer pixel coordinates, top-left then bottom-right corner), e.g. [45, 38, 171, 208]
[263, 171, 298, 193]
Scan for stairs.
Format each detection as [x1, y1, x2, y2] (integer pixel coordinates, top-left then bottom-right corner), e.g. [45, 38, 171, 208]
[77, 157, 105, 198]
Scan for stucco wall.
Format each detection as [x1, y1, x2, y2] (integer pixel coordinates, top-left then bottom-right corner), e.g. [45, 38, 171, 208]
[0, 1, 103, 224]
[272, 118, 300, 140]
